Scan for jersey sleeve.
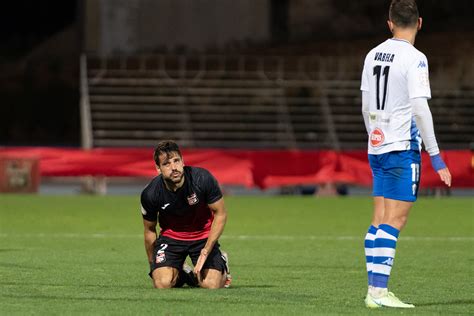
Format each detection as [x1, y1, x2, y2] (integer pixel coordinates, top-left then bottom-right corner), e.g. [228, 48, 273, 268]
[140, 188, 158, 222]
[200, 169, 223, 204]
[407, 53, 431, 99]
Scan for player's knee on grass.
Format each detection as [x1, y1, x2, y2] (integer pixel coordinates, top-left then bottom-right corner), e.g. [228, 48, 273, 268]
[153, 275, 176, 289]
[152, 267, 178, 289]
[199, 269, 226, 289]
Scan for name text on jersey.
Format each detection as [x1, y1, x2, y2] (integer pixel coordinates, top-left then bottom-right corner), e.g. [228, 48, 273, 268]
[374, 52, 395, 63]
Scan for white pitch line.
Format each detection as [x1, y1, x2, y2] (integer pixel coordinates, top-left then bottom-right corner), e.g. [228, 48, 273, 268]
[0, 233, 472, 242]
[222, 235, 474, 242]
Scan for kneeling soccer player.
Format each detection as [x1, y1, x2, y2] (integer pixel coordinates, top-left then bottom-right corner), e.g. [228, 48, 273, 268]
[141, 140, 231, 289]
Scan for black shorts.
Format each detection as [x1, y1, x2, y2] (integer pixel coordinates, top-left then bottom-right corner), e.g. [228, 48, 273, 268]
[149, 235, 226, 276]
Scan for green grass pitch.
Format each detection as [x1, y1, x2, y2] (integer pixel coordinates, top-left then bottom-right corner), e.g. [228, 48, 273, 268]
[0, 195, 472, 315]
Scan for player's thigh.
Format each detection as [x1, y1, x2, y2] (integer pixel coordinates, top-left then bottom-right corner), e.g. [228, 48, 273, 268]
[152, 267, 180, 288]
[382, 150, 421, 202]
[368, 154, 384, 197]
[189, 239, 227, 273]
[199, 268, 226, 289]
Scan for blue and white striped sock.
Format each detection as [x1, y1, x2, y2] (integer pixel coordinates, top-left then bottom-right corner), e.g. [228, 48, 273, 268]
[364, 225, 378, 286]
[372, 224, 400, 289]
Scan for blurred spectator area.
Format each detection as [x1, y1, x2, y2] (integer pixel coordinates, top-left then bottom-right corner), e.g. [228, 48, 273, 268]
[0, 0, 473, 148]
[79, 0, 474, 150]
[83, 49, 473, 150]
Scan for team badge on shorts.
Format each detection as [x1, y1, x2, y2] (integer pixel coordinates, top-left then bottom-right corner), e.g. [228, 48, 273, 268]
[187, 193, 199, 205]
[156, 243, 167, 264]
[370, 128, 385, 147]
[156, 252, 166, 264]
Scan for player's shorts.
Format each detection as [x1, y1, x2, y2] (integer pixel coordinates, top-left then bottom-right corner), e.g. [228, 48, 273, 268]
[368, 150, 421, 202]
[149, 235, 227, 277]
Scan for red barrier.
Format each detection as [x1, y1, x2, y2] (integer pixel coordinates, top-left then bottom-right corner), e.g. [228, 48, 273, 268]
[0, 147, 472, 189]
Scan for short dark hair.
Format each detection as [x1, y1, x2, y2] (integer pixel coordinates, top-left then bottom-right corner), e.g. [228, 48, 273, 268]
[389, 0, 419, 28]
[153, 140, 182, 166]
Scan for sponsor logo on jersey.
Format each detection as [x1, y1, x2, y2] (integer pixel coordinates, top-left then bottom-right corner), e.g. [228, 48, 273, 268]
[187, 193, 199, 205]
[419, 71, 430, 87]
[370, 128, 385, 147]
[161, 203, 170, 210]
[417, 60, 427, 68]
[369, 113, 377, 123]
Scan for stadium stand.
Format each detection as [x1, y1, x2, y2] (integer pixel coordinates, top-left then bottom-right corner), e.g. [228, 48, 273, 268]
[83, 53, 473, 150]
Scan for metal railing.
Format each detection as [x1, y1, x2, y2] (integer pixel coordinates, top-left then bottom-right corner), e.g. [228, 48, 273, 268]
[80, 54, 93, 149]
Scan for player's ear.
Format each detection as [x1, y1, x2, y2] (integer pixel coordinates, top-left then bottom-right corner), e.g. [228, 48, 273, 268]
[155, 165, 161, 174]
[417, 17, 422, 31]
[387, 20, 394, 33]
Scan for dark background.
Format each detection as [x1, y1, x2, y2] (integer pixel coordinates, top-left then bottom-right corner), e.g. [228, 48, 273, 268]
[0, 0, 473, 146]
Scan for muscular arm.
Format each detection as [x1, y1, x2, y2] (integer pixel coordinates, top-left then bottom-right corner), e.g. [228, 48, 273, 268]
[194, 197, 227, 274]
[143, 218, 158, 264]
[204, 197, 227, 253]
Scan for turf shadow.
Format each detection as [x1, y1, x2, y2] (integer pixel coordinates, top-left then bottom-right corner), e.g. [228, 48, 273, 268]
[0, 248, 22, 252]
[415, 299, 474, 307]
[1, 293, 191, 303]
[0, 281, 143, 290]
[0, 262, 43, 270]
[223, 284, 276, 289]
[0, 281, 274, 290]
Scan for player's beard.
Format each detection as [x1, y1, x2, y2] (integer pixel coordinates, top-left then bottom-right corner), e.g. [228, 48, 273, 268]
[167, 171, 183, 184]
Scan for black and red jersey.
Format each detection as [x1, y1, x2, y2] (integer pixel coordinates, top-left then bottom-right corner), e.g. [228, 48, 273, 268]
[141, 166, 222, 241]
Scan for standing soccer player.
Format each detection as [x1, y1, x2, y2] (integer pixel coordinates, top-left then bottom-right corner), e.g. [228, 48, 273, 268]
[360, 0, 451, 308]
[141, 140, 231, 289]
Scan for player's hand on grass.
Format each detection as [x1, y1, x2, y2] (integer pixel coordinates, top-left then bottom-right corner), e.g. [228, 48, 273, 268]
[437, 168, 451, 187]
[194, 248, 209, 280]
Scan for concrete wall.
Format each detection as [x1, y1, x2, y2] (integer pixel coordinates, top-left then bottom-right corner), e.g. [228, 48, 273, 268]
[84, 0, 270, 55]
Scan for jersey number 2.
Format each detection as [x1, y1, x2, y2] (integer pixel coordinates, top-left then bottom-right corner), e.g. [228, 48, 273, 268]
[373, 65, 390, 110]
